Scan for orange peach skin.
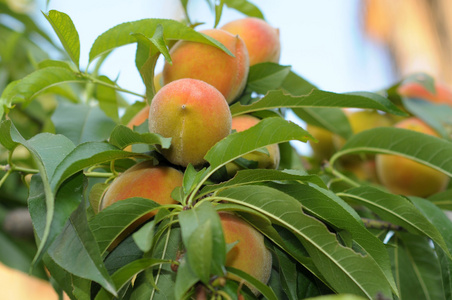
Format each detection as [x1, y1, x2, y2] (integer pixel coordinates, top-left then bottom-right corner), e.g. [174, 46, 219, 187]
[226, 115, 280, 176]
[219, 212, 272, 295]
[221, 17, 281, 66]
[162, 29, 249, 104]
[100, 161, 183, 247]
[376, 118, 450, 197]
[397, 80, 452, 106]
[149, 78, 232, 167]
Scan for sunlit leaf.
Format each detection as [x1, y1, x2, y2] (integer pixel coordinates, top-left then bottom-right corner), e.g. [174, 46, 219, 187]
[223, 0, 265, 19]
[89, 19, 232, 62]
[109, 125, 171, 150]
[217, 185, 393, 298]
[330, 127, 452, 177]
[43, 10, 80, 68]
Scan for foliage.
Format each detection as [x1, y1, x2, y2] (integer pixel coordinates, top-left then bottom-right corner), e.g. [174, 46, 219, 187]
[0, 1, 451, 300]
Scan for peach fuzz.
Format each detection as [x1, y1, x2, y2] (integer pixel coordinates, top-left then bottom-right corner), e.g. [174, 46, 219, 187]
[219, 211, 272, 295]
[397, 80, 452, 106]
[375, 118, 450, 197]
[100, 160, 183, 248]
[226, 115, 280, 176]
[148, 78, 232, 167]
[221, 17, 281, 66]
[162, 28, 249, 104]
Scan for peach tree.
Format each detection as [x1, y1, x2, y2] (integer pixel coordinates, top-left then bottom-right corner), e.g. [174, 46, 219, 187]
[1, 1, 452, 300]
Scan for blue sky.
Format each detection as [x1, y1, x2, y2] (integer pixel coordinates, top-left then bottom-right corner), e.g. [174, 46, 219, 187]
[35, 0, 395, 154]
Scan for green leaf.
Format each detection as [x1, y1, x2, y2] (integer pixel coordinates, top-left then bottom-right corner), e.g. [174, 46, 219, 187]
[50, 142, 149, 192]
[2, 121, 76, 268]
[226, 266, 278, 300]
[178, 201, 226, 278]
[409, 196, 452, 299]
[229, 89, 406, 117]
[200, 169, 327, 197]
[52, 102, 117, 145]
[338, 186, 451, 257]
[214, 0, 225, 28]
[223, 0, 265, 19]
[269, 182, 398, 295]
[389, 233, 445, 300]
[205, 117, 314, 172]
[217, 185, 393, 298]
[95, 258, 168, 300]
[89, 19, 232, 62]
[295, 107, 352, 139]
[95, 75, 121, 122]
[330, 127, 452, 177]
[274, 246, 298, 300]
[0, 67, 84, 113]
[48, 200, 117, 296]
[281, 70, 317, 96]
[109, 125, 171, 150]
[174, 253, 198, 300]
[246, 63, 291, 94]
[89, 197, 162, 254]
[402, 98, 452, 140]
[43, 10, 80, 68]
[428, 189, 452, 210]
[132, 221, 156, 253]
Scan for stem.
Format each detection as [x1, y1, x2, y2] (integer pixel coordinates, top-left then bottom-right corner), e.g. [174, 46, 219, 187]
[83, 171, 114, 178]
[84, 74, 146, 98]
[324, 164, 360, 188]
[361, 218, 405, 232]
[0, 168, 13, 188]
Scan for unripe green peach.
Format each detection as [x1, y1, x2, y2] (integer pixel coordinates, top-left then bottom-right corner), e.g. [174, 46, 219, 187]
[226, 115, 280, 176]
[221, 17, 281, 66]
[100, 160, 183, 248]
[148, 78, 232, 167]
[306, 124, 336, 162]
[162, 29, 249, 104]
[376, 117, 450, 197]
[219, 212, 272, 295]
[397, 79, 452, 106]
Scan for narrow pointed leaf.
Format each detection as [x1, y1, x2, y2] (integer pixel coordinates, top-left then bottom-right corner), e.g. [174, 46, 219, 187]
[217, 185, 393, 298]
[0, 67, 84, 108]
[205, 117, 314, 172]
[338, 186, 451, 258]
[269, 182, 398, 295]
[200, 169, 326, 197]
[331, 127, 452, 177]
[89, 197, 162, 254]
[226, 266, 278, 300]
[223, 0, 265, 19]
[48, 201, 117, 296]
[89, 19, 232, 62]
[246, 63, 292, 94]
[43, 10, 80, 68]
[229, 89, 406, 117]
[389, 233, 444, 300]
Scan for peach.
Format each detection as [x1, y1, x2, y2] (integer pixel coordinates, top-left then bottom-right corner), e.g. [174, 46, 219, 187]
[226, 115, 280, 176]
[148, 78, 232, 167]
[219, 212, 272, 295]
[100, 160, 183, 247]
[162, 29, 249, 104]
[375, 117, 450, 197]
[127, 105, 150, 130]
[397, 79, 452, 106]
[306, 124, 336, 162]
[221, 17, 281, 66]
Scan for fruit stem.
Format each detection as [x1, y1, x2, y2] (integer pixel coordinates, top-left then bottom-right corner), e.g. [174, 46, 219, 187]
[324, 163, 360, 188]
[84, 74, 146, 98]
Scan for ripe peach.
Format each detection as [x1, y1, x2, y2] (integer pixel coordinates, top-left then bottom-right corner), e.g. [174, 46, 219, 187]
[148, 78, 232, 167]
[219, 212, 272, 295]
[221, 17, 281, 66]
[100, 160, 183, 248]
[226, 115, 280, 176]
[375, 117, 450, 197]
[397, 79, 452, 106]
[306, 124, 336, 162]
[162, 29, 249, 104]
